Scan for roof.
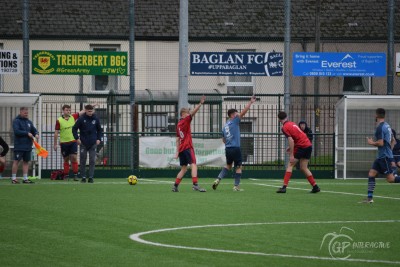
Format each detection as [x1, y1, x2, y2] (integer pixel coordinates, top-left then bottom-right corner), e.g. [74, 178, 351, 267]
[0, 0, 399, 41]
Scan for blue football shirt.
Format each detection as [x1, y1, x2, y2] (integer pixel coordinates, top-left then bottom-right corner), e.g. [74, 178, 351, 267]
[375, 122, 393, 159]
[222, 115, 241, 148]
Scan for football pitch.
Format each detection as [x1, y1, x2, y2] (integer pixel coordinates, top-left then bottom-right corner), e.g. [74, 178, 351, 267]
[0, 177, 399, 267]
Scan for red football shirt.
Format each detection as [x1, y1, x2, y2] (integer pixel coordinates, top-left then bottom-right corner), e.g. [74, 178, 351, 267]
[176, 115, 193, 153]
[282, 121, 312, 148]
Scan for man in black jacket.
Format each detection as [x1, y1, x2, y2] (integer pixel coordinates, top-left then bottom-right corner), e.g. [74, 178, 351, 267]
[0, 136, 9, 178]
[11, 107, 39, 184]
[298, 120, 313, 142]
[72, 105, 103, 183]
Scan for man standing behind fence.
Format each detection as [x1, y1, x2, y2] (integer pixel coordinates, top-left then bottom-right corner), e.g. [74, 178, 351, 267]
[54, 105, 93, 181]
[276, 111, 320, 193]
[11, 107, 39, 184]
[172, 96, 206, 192]
[72, 105, 103, 183]
[212, 95, 256, 192]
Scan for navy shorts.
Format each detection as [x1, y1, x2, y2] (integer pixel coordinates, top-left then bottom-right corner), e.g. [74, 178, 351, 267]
[14, 150, 31, 162]
[225, 147, 242, 167]
[61, 142, 78, 157]
[393, 155, 400, 164]
[294, 146, 312, 160]
[179, 148, 196, 166]
[372, 157, 394, 175]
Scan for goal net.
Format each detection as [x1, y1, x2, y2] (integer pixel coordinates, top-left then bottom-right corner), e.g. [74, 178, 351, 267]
[335, 95, 400, 179]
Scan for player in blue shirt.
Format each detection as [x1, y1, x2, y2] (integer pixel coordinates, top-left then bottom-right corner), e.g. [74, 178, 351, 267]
[363, 108, 400, 203]
[391, 129, 400, 175]
[212, 95, 256, 191]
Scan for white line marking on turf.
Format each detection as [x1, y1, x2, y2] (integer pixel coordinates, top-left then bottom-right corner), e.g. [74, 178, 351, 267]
[253, 183, 400, 201]
[130, 220, 400, 265]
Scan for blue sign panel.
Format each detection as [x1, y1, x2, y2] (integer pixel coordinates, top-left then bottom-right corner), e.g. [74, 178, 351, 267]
[293, 52, 386, 77]
[190, 52, 283, 76]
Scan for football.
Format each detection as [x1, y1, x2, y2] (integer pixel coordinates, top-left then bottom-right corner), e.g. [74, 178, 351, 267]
[128, 175, 138, 185]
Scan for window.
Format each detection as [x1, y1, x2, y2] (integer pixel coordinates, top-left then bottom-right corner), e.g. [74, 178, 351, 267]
[226, 49, 254, 95]
[91, 45, 119, 92]
[343, 77, 371, 94]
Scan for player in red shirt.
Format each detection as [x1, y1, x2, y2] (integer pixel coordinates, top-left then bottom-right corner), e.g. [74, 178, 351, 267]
[276, 111, 320, 193]
[172, 96, 206, 192]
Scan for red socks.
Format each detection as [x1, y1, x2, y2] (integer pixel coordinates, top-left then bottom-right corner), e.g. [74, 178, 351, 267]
[72, 162, 78, 174]
[0, 165, 4, 173]
[63, 162, 70, 175]
[192, 177, 198, 185]
[283, 172, 292, 186]
[174, 178, 182, 186]
[307, 175, 316, 186]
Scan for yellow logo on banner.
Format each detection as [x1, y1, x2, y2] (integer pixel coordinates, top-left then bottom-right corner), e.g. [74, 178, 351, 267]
[38, 56, 50, 70]
[33, 51, 56, 74]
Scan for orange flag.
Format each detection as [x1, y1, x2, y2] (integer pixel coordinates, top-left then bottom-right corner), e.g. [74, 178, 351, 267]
[33, 140, 49, 158]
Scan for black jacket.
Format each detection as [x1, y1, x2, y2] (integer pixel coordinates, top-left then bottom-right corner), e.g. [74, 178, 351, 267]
[298, 120, 313, 142]
[13, 115, 38, 151]
[72, 114, 103, 149]
[0, 136, 9, 157]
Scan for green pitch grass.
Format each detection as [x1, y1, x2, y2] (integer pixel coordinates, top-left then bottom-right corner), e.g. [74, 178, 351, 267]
[0, 178, 399, 267]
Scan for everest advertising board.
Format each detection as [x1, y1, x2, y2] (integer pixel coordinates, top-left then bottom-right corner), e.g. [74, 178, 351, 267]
[0, 50, 20, 74]
[293, 52, 386, 77]
[190, 52, 283, 76]
[396, 52, 400, 76]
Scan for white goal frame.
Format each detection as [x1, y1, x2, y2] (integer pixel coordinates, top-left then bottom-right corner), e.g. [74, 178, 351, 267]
[335, 95, 400, 179]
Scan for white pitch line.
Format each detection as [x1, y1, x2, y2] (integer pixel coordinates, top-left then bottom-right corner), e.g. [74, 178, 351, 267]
[130, 220, 400, 265]
[252, 182, 400, 201]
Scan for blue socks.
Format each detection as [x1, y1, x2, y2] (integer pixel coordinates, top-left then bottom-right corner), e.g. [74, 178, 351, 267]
[218, 167, 229, 179]
[234, 173, 242, 186]
[367, 177, 376, 199]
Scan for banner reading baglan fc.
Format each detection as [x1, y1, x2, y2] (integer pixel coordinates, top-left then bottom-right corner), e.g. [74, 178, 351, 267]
[190, 52, 283, 76]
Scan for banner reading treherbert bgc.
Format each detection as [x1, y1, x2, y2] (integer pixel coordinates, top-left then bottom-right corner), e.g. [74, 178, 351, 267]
[32, 50, 128, 75]
[190, 52, 283, 76]
[0, 50, 20, 74]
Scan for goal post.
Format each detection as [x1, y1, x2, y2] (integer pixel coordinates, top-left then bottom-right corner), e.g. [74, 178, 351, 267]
[335, 95, 400, 179]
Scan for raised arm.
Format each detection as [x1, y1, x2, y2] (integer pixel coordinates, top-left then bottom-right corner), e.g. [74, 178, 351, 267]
[239, 95, 256, 119]
[190, 95, 206, 117]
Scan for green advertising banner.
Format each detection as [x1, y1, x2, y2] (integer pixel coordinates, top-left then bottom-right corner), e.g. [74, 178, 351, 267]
[32, 50, 128, 75]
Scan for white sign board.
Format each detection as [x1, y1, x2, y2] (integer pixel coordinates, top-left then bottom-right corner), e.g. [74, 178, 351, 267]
[0, 50, 20, 74]
[396, 52, 400, 76]
[139, 137, 225, 168]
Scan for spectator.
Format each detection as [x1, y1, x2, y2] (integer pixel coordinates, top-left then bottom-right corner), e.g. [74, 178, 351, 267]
[11, 107, 39, 184]
[72, 105, 103, 183]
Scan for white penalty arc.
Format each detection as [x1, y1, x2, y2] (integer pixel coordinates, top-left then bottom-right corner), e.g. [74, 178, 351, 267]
[129, 220, 400, 265]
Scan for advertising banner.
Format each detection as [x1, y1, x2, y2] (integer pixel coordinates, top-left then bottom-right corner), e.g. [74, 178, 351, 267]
[293, 52, 386, 77]
[139, 137, 225, 168]
[0, 50, 20, 74]
[190, 52, 283, 76]
[32, 50, 128, 75]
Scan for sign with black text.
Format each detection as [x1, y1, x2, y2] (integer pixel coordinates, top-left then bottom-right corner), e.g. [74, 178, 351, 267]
[0, 50, 20, 74]
[190, 52, 283, 76]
